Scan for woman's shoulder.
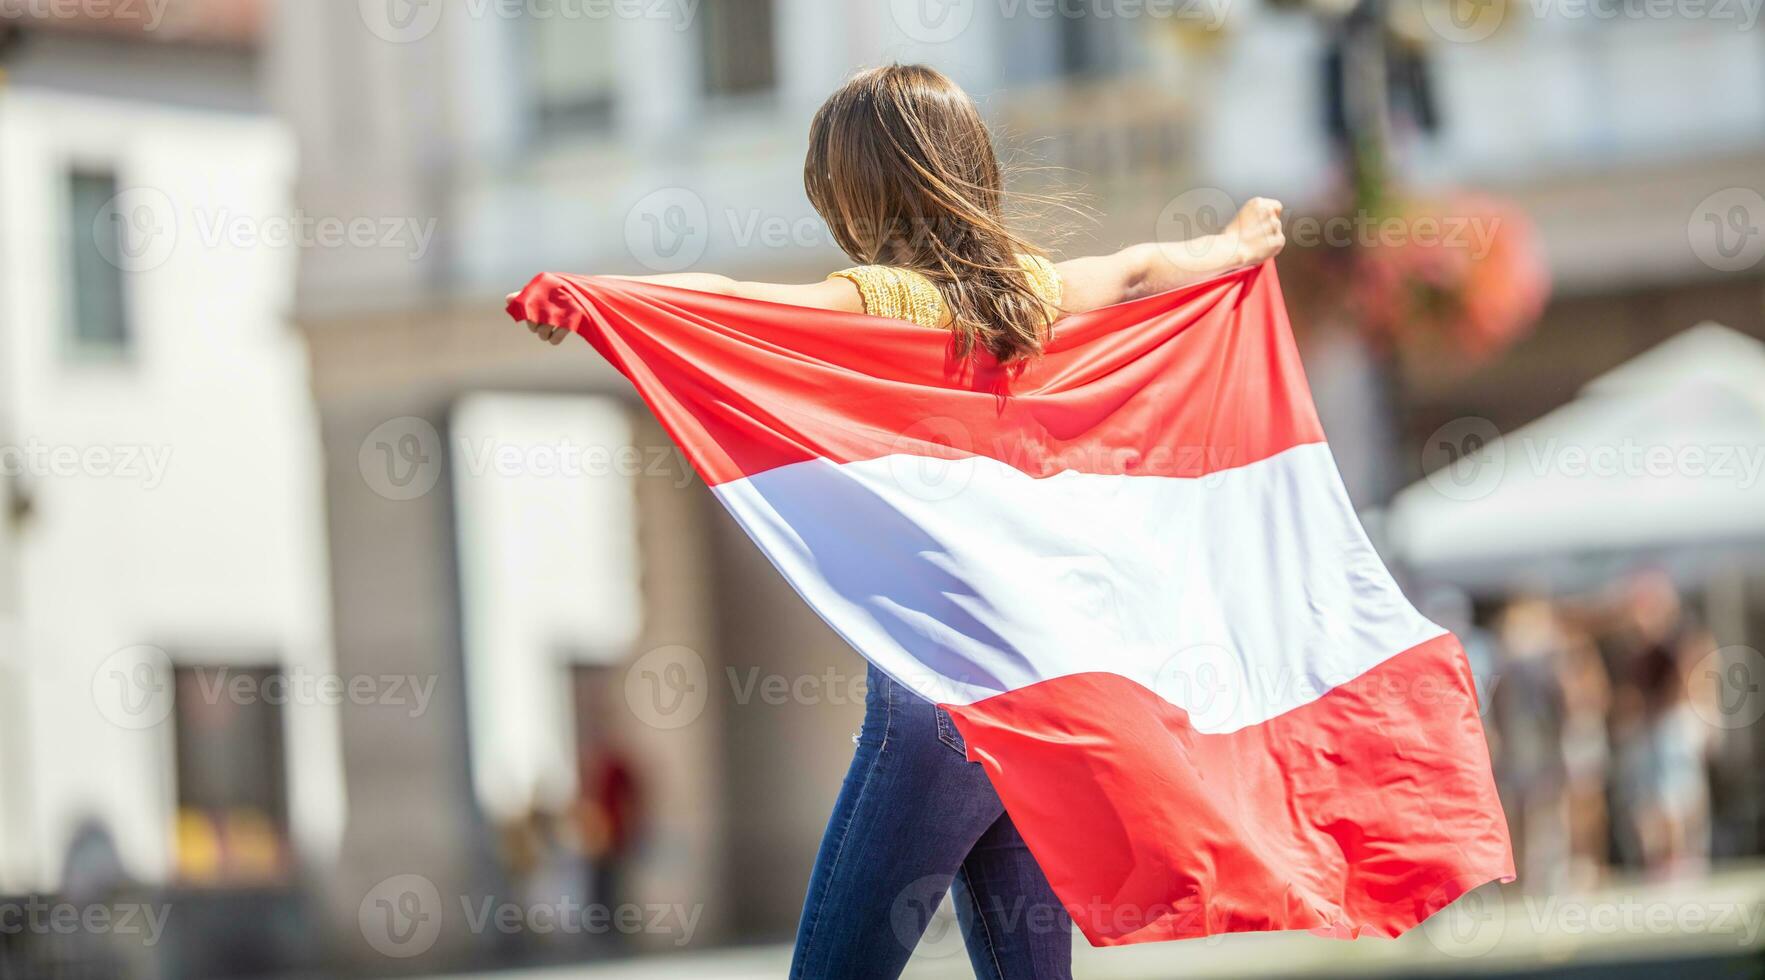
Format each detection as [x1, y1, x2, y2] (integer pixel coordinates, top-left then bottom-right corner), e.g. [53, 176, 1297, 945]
[1016, 253, 1063, 308]
[827, 254, 1062, 328]
[827, 264, 945, 327]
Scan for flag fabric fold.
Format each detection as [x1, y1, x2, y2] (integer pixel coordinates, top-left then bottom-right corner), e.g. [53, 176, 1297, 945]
[507, 262, 1514, 946]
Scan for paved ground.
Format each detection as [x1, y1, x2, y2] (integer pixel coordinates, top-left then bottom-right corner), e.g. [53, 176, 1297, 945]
[419, 865, 1765, 980]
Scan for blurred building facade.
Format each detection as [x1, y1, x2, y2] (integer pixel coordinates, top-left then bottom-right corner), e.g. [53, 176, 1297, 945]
[264, 0, 1765, 970]
[0, 0, 340, 891]
[0, 0, 1760, 975]
[265, 2, 1209, 965]
[0, 1, 341, 974]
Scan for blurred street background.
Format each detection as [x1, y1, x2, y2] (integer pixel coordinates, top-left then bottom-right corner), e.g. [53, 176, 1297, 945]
[1, 0, 1764, 977]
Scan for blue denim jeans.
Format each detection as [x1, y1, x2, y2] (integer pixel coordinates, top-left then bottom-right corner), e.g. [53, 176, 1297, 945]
[789, 664, 1073, 979]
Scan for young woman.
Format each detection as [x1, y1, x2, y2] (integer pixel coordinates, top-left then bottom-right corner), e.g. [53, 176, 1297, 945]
[516, 63, 1285, 980]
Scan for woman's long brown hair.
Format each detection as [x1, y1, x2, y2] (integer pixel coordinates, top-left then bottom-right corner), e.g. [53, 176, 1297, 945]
[805, 64, 1058, 363]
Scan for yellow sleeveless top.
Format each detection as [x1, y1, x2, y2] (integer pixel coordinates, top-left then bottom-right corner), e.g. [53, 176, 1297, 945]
[829, 255, 1063, 329]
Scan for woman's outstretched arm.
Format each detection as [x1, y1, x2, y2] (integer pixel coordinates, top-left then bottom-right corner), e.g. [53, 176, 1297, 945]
[513, 275, 863, 344]
[512, 197, 1283, 344]
[1055, 197, 1285, 316]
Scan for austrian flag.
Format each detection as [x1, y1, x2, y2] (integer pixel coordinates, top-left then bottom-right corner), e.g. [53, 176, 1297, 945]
[507, 262, 1514, 946]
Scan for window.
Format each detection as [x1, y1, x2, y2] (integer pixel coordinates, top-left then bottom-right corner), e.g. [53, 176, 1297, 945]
[1055, 14, 1129, 79]
[172, 665, 291, 884]
[700, 0, 775, 98]
[65, 170, 131, 355]
[529, 13, 618, 132]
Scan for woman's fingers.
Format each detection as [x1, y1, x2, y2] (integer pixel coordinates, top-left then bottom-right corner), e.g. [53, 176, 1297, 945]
[516, 316, 568, 346]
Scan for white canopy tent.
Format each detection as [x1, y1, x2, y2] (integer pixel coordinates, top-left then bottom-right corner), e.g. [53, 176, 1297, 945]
[1385, 323, 1765, 593]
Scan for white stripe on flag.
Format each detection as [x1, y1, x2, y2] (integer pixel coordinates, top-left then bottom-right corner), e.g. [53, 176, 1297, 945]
[712, 443, 1445, 731]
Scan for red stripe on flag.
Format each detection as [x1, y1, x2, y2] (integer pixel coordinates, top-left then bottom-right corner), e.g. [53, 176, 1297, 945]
[944, 633, 1515, 946]
[507, 263, 1323, 486]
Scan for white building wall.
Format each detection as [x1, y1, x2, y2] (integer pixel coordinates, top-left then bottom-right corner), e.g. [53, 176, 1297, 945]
[450, 393, 644, 822]
[0, 90, 342, 891]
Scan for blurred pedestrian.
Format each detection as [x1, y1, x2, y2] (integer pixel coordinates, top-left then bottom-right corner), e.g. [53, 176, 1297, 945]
[1606, 573, 1713, 877]
[576, 743, 640, 915]
[1490, 597, 1571, 892]
[1555, 615, 1612, 889]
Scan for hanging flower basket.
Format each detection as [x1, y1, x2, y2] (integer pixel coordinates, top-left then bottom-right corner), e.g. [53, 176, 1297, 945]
[1287, 192, 1550, 377]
